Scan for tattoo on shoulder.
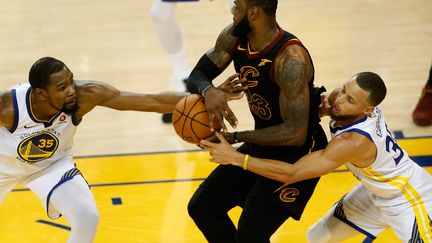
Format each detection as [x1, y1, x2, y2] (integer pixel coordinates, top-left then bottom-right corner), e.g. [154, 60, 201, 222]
[275, 49, 311, 97]
[208, 25, 237, 68]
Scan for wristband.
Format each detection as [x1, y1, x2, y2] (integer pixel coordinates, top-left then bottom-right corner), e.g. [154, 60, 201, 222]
[243, 154, 249, 170]
[200, 85, 213, 97]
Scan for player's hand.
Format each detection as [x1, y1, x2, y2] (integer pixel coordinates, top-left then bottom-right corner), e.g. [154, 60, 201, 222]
[204, 87, 238, 131]
[319, 88, 340, 117]
[200, 132, 243, 165]
[204, 131, 236, 144]
[217, 73, 247, 95]
[318, 93, 330, 117]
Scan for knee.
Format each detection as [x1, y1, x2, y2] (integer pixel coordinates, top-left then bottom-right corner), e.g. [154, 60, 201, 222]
[73, 207, 100, 230]
[187, 194, 205, 220]
[83, 209, 100, 228]
[236, 221, 270, 243]
[307, 220, 331, 243]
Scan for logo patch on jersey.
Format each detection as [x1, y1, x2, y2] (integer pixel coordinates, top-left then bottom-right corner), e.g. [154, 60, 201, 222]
[240, 66, 259, 88]
[239, 66, 272, 119]
[59, 114, 68, 124]
[278, 188, 299, 203]
[17, 132, 59, 163]
[258, 59, 272, 67]
[24, 124, 39, 129]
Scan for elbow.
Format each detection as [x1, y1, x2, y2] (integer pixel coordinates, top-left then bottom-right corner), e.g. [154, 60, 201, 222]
[294, 126, 308, 145]
[292, 135, 306, 146]
[186, 70, 201, 94]
[185, 76, 193, 93]
[283, 131, 307, 146]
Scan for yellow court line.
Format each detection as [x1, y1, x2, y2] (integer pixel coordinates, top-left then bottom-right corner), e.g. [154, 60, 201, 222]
[398, 138, 432, 156]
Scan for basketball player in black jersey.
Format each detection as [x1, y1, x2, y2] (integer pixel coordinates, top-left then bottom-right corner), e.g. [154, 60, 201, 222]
[186, 0, 328, 242]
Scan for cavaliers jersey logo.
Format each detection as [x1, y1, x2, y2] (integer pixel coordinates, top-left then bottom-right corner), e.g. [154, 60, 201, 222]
[240, 66, 259, 88]
[17, 132, 59, 163]
[240, 66, 272, 120]
[278, 188, 299, 203]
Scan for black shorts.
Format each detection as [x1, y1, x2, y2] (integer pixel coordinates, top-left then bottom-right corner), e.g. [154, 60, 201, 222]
[199, 125, 328, 220]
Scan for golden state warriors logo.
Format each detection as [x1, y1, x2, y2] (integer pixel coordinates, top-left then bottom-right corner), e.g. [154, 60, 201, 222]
[17, 132, 59, 163]
[278, 188, 299, 203]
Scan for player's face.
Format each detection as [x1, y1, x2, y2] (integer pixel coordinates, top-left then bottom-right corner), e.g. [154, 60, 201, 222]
[331, 77, 373, 123]
[45, 67, 78, 114]
[232, 0, 251, 39]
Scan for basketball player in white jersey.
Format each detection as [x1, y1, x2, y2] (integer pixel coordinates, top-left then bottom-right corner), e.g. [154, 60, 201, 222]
[0, 56, 243, 243]
[149, 0, 234, 123]
[200, 72, 432, 242]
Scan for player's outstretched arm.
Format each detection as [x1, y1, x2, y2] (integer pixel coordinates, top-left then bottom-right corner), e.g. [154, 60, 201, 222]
[0, 91, 14, 130]
[234, 44, 313, 146]
[75, 80, 186, 117]
[187, 24, 239, 131]
[201, 132, 356, 185]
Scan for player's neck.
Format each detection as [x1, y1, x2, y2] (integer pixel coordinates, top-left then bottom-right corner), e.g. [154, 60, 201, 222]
[333, 114, 367, 128]
[30, 91, 60, 122]
[248, 22, 279, 52]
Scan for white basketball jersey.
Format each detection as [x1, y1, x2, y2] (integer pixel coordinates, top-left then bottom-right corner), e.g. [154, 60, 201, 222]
[0, 83, 77, 176]
[330, 107, 432, 200]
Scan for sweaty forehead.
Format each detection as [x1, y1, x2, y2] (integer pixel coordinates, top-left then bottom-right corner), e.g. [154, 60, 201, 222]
[345, 78, 371, 105]
[48, 67, 72, 87]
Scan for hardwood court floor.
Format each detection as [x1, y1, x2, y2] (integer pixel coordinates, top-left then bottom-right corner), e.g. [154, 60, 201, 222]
[0, 137, 430, 242]
[0, 0, 431, 242]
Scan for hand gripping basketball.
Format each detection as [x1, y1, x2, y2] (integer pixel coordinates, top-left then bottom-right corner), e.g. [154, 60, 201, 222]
[172, 94, 221, 144]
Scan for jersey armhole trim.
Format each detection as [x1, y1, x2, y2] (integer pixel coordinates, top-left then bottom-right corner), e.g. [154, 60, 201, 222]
[344, 128, 373, 142]
[9, 89, 19, 133]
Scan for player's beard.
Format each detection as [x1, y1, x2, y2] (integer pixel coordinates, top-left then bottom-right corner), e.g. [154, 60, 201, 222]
[62, 101, 79, 115]
[330, 114, 358, 121]
[232, 15, 251, 41]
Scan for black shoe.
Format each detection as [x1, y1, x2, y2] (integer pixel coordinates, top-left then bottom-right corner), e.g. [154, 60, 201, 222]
[162, 113, 173, 123]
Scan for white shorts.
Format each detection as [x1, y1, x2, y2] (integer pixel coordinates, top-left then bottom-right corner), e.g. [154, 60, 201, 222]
[0, 157, 83, 219]
[334, 183, 432, 242]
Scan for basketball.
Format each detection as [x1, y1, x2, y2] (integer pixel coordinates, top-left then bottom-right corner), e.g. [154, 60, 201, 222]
[172, 94, 220, 144]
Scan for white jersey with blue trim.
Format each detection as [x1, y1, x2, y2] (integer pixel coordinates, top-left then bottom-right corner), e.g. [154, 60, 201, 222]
[330, 107, 432, 200]
[0, 83, 77, 176]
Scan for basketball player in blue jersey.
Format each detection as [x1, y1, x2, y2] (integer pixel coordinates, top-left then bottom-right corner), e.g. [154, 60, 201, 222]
[149, 0, 234, 123]
[186, 0, 328, 242]
[0, 56, 242, 243]
[202, 72, 432, 242]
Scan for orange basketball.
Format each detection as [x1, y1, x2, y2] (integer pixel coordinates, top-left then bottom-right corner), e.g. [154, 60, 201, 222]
[172, 94, 220, 144]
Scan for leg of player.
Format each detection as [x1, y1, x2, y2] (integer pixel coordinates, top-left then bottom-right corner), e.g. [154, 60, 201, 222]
[236, 196, 290, 243]
[149, 0, 191, 123]
[412, 64, 432, 126]
[188, 164, 256, 243]
[49, 176, 99, 243]
[307, 207, 359, 243]
[188, 186, 237, 243]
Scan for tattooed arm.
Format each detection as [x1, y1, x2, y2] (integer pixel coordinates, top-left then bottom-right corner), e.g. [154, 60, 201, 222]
[187, 24, 243, 131]
[0, 90, 14, 130]
[234, 44, 313, 146]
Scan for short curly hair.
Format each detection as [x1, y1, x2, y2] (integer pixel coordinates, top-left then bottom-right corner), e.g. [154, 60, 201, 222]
[355, 72, 387, 106]
[247, 0, 278, 15]
[29, 57, 67, 89]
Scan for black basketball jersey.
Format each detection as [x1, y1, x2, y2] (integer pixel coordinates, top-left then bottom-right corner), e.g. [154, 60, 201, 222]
[233, 27, 324, 161]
